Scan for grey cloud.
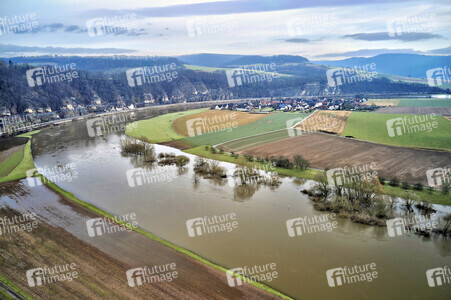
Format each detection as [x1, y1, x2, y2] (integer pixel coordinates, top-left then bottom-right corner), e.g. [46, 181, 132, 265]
[344, 32, 444, 42]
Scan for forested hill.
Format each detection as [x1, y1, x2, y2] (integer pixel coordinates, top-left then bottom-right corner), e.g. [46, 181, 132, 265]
[0, 58, 446, 114]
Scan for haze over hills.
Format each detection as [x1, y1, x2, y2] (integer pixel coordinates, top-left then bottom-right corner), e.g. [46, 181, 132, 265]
[313, 53, 451, 78]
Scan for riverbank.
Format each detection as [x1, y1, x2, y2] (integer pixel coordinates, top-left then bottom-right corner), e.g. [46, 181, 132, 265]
[0, 131, 291, 299]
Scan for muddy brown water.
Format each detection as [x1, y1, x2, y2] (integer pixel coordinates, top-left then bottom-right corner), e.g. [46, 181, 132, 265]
[7, 108, 451, 299]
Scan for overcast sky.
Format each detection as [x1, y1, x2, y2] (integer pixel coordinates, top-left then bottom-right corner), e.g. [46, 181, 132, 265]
[0, 0, 450, 60]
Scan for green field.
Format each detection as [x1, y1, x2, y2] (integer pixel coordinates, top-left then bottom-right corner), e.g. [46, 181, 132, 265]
[0, 147, 24, 177]
[341, 112, 451, 150]
[220, 129, 291, 151]
[183, 112, 309, 146]
[0, 131, 40, 183]
[398, 99, 451, 107]
[126, 108, 207, 143]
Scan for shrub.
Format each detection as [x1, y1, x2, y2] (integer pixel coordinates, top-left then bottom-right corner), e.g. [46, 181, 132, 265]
[401, 182, 410, 190]
[378, 177, 385, 185]
[175, 155, 190, 167]
[389, 177, 399, 187]
[294, 155, 309, 171]
[413, 183, 423, 191]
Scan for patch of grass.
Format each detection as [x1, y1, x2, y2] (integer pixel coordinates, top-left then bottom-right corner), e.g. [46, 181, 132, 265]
[0, 131, 40, 183]
[0, 273, 33, 300]
[364, 99, 401, 106]
[183, 112, 309, 146]
[398, 99, 451, 107]
[341, 112, 451, 151]
[0, 148, 24, 177]
[126, 109, 207, 143]
[383, 184, 450, 206]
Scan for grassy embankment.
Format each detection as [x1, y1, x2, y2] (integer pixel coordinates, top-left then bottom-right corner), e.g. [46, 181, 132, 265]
[0, 128, 291, 299]
[0, 131, 40, 183]
[341, 112, 451, 151]
[0, 131, 39, 299]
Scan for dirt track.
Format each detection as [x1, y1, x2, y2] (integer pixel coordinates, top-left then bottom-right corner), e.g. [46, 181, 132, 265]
[238, 133, 451, 185]
[0, 181, 280, 300]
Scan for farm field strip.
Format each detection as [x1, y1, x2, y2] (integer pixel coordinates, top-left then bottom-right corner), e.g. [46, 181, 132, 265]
[295, 110, 351, 134]
[340, 112, 451, 151]
[236, 132, 451, 190]
[220, 129, 290, 152]
[173, 110, 268, 136]
[398, 99, 451, 107]
[375, 106, 451, 115]
[126, 108, 207, 143]
[183, 112, 309, 146]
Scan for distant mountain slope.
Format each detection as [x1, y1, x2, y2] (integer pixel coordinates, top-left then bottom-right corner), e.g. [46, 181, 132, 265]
[178, 54, 308, 67]
[313, 54, 451, 78]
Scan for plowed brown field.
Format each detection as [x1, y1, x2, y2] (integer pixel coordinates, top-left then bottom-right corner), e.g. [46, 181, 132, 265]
[237, 133, 451, 185]
[173, 110, 268, 136]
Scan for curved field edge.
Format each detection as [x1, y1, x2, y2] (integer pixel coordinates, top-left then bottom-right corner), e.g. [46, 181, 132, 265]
[0, 130, 40, 183]
[125, 108, 207, 143]
[341, 112, 451, 151]
[19, 132, 291, 300]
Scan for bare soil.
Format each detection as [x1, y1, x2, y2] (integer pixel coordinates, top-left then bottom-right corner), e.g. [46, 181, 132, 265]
[237, 133, 451, 185]
[295, 111, 351, 134]
[174, 110, 268, 136]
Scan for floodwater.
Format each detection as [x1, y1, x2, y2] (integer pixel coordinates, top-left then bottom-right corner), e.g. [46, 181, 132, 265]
[27, 109, 451, 299]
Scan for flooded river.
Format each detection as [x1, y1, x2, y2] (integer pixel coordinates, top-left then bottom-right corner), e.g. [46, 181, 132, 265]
[29, 109, 451, 299]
